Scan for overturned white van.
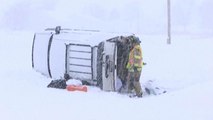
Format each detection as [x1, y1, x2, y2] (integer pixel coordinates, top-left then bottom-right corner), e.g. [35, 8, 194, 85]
[32, 26, 136, 91]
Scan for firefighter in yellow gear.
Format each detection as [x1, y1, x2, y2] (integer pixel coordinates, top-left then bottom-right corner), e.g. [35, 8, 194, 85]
[126, 36, 143, 97]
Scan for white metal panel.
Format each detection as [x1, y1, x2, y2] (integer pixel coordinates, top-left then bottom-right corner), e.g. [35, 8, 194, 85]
[49, 37, 66, 79]
[33, 33, 52, 77]
[102, 41, 116, 91]
[67, 72, 92, 81]
[68, 57, 91, 66]
[68, 65, 91, 73]
[92, 47, 98, 80]
[68, 51, 91, 59]
[69, 45, 91, 51]
[67, 45, 92, 81]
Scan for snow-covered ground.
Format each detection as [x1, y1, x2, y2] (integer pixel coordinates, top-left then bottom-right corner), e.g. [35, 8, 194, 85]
[0, 0, 213, 120]
[0, 30, 213, 120]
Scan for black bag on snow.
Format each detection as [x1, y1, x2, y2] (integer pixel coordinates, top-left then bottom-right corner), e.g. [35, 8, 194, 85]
[47, 79, 67, 89]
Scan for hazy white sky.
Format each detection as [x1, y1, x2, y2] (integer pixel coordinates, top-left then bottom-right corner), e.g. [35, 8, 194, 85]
[0, 0, 212, 35]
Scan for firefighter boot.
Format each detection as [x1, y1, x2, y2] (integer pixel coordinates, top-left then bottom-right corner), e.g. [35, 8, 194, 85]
[133, 81, 143, 97]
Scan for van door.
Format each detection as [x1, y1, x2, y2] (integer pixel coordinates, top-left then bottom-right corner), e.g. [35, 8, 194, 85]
[32, 33, 53, 78]
[102, 41, 117, 91]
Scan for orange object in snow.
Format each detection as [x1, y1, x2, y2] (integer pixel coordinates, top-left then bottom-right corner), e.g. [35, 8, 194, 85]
[66, 85, 88, 92]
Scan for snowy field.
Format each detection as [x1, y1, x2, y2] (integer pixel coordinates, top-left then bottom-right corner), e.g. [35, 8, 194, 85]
[0, 0, 213, 120]
[0, 30, 213, 120]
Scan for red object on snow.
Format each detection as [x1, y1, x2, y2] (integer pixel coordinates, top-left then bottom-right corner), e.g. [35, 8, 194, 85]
[66, 85, 88, 92]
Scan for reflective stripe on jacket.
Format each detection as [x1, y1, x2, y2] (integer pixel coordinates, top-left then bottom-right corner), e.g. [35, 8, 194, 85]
[126, 44, 143, 72]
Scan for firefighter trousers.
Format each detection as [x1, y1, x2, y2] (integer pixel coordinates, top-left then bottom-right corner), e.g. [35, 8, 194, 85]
[127, 70, 143, 97]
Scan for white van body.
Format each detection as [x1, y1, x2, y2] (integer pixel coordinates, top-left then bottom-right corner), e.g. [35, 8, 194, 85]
[32, 27, 132, 91]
